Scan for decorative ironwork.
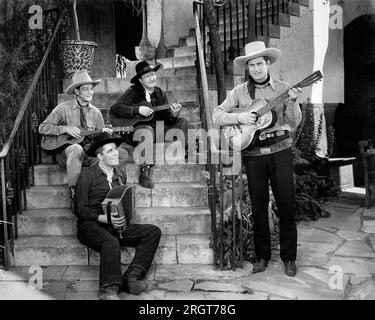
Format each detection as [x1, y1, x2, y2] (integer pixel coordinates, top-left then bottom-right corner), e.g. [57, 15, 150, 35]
[5, 181, 14, 204]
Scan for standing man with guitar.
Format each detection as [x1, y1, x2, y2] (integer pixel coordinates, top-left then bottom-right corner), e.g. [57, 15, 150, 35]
[213, 41, 303, 277]
[109, 60, 191, 189]
[39, 70, 117, 212]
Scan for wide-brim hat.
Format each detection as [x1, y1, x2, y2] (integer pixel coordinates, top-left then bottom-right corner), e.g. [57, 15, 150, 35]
[233, 41, 281, 70]
[86, 132, 124, 157]
[130, 60, 161, 84]
[66, 70, 101, 95]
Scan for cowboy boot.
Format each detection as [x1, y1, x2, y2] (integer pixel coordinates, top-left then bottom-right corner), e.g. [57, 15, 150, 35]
[139, 164, 154, 189]
[122, 266, 148, 295]
[69, 186, 76, 214]
[97, 284, 121, 300]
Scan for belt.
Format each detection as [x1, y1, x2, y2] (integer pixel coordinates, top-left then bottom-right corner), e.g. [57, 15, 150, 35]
[243, 137, 293, 156]
[259, 130, 288, 141]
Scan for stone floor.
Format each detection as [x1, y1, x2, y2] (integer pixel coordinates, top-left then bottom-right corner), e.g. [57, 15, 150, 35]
[1, 189, 375, 300]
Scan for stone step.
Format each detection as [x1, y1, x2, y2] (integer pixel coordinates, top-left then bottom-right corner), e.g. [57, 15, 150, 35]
[296, 0, 309, 7]
[287, 2, 300, 16]
[157, 55, 196, 69]
[156, 66, 197, 77]
[13, 234, 214, 266]
[25, 182, 208, 209]
[166, 46, 196, 58]
[34, 163, 205, 186]
[17, 207, 211, 236]
[85, 75, 199, 93]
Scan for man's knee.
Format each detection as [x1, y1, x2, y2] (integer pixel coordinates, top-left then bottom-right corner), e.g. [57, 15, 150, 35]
[102, 238, 121, 254]
[148, 225, 161, 240]
[66, 144, 84, 161]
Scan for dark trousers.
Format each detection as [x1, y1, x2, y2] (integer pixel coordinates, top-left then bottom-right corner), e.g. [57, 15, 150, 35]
[77, 220, 161, 290]
[243, 147, 297, 262]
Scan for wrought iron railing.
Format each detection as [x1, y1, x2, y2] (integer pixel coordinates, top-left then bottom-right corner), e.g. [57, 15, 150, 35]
[0, 6, 66, 269]
[195, 0, 302, 74]
[194, 1, 245, 271]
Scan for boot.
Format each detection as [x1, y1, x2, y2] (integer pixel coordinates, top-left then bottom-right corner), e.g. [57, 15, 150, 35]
[97, 284, 120, 300]
[139, 165, 154, 189]
[69, 186, 75, 214]
[122, 266, 148, 295]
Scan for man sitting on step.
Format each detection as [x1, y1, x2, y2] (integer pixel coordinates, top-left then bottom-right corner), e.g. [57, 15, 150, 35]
[109, 60, 191, 189]
[74, 132, 161, 300]
[39, 70, 126, 212]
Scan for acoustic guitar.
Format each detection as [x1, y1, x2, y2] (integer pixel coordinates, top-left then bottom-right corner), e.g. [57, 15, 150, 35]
[222, 70, 323, 151]
[109, 100, 198, 127]
[41, 126, 133, 153]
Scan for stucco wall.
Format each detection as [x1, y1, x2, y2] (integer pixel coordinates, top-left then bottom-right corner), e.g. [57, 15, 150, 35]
[344, 0, 375, 26]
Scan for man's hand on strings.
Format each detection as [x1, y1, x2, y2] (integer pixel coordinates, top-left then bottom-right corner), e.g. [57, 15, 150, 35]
[64, 126, 81, 138]
[139, 106, 154, 117]
[170, 103, 182, 117]
[238, 112, 257, 125]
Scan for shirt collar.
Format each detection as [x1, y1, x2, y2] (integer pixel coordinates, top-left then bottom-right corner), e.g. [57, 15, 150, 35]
[254, 76, 276, 91]
[72, 99, 92, 110]
[94, 163, 123, 180]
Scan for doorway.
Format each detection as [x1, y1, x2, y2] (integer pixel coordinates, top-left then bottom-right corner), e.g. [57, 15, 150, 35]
[114, 0, 143, 61]
[344, 14, 375, 141]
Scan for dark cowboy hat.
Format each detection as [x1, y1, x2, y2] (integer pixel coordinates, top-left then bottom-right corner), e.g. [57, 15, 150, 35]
[130, 60, 161, 84]
[86, 132, 125, 157]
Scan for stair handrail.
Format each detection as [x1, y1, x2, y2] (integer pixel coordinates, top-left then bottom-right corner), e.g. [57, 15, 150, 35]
[1, 7, 66, 269]
[193, 1, 214, 134]
[0, 9, 65, 158]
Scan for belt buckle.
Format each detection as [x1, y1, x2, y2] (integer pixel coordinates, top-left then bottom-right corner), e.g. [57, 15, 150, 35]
[260, 147, 271, 154]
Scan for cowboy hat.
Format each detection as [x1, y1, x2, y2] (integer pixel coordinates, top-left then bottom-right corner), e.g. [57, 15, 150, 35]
[66, 70, 101, 95]
[86, 132, 125, 157]
[233, 41, 281, 70]
[130, 60, 161, 84]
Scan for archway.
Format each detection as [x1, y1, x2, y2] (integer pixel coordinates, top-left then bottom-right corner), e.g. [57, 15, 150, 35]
[114, 0, 143, 61]
[344, 14, 375, 141]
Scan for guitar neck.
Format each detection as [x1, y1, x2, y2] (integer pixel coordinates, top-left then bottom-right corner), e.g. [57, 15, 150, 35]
[80, 127, 133, 137]
[254, 71, 323, 117]
[256, 91, 291, 117]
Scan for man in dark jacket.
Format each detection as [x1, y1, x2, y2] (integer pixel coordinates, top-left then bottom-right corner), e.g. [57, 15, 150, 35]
[74, 132, 161, 300]
[109, 60, 191, 189]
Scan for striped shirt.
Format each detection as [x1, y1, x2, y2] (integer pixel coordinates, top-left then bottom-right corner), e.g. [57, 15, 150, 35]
[213, 77, 302, 134]
[39, 99, 104, 136]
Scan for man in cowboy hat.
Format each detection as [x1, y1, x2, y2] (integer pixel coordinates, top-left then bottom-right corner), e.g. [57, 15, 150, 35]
[109, 60, 191, 189]
[213, 41, 302, 277]
[39, 70, 121, 211]
[74, 132, 161, 300]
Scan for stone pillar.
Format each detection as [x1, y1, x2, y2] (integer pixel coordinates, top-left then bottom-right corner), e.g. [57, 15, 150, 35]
[311, 0, 330, 158]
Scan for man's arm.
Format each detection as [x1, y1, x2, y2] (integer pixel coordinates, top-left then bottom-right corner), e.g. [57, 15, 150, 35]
[74, 172, 101, 221]
[38, 105, 67, 135]
[213, 86, 242, 126]
[110, 87, 141, 118]
[283, 87, 302, 130]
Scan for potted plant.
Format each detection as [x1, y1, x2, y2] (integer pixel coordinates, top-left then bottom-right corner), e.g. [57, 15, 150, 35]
[59, 0, 97, 79]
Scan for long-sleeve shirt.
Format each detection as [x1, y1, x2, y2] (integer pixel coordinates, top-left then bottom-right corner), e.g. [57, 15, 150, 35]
[74, 164, 126, 222]
[39, 99, 104, 135]
[109, 84, 178, 126]
[213, 77, 302, 134]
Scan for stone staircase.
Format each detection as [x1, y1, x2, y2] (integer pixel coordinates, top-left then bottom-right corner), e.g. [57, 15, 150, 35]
[12, 34, 215, 267]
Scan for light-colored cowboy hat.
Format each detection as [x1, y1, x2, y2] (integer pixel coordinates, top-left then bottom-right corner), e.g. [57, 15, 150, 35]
[66, 70, 101, 94]
[233, 41, 281, 70]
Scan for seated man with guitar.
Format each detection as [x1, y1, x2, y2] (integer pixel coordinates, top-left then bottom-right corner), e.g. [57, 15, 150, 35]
[213, 41, 304, 277]
[109, 60, 191, 189]
[39, 70, 127, 212]
[74, 132, 161, 300]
